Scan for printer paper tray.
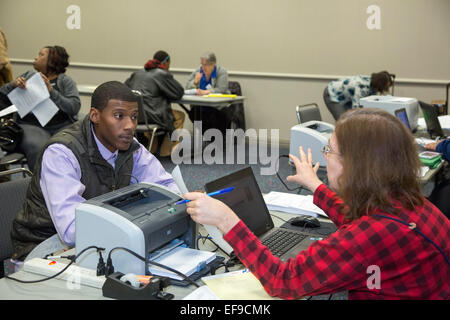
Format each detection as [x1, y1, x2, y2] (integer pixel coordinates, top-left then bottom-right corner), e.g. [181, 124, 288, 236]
[162, 256, 225, 287]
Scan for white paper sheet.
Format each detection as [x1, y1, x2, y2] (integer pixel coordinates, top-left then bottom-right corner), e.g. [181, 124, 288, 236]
[263, 191, 328, 218]
[32, 99, 59, 127]
[6, 73, 58, 126]
[182, 285, 220, 300]
[0, 105, 18, 118]
[7, 73, 49, 118]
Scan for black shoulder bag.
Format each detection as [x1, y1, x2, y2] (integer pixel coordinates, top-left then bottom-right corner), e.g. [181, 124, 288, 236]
[0, 118, 23, 152]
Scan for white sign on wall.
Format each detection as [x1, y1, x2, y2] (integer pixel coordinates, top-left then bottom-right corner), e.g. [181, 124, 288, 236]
[366, 5, 381, 30]
[66, 5, 81, 30]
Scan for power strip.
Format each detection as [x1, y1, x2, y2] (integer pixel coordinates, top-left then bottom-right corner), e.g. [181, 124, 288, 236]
[23, 258, 106, 289]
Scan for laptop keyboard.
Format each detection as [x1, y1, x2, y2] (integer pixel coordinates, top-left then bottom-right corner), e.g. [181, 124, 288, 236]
[262, 229, 307, 257]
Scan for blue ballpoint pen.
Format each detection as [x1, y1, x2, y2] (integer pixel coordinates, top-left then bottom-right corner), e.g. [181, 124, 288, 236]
[175, 187, 235, 205]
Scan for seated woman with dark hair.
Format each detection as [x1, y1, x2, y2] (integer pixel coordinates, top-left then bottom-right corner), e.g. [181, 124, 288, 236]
[0, 45, 80, 171]
[323, 71, 393, 120]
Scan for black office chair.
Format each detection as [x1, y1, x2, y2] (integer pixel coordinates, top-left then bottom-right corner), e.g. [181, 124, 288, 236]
[0, 152, 28, 181]
[225, 81, 246, 131]
[296, 103, 322, 124]
[0, 170, 31, 278]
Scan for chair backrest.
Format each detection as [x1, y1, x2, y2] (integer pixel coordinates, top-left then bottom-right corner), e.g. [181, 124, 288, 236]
[0, 177, 31, 263]
[296, 103, 322, 124]
[228, 81, 242, 95]
[131, 90, 148, 126]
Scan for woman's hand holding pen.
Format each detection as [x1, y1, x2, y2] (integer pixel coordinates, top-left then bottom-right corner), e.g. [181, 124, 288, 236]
[183, 192, 240, 234]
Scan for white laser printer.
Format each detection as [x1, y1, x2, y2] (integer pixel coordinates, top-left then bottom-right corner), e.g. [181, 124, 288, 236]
[75, 183, 196, 275]
[359, 95, 420, 130]
[289, 120, 335, 167]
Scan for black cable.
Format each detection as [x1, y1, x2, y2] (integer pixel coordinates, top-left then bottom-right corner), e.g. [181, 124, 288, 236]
[107, 246, 200, 288]
[270, 213, 289, 224]
[5, 246, 105, 284]
[197, 235, 232, 257]
[275, 155, 303, 192]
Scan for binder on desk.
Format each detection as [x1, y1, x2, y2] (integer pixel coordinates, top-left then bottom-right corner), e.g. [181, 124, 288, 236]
[203, 94, 237, 98]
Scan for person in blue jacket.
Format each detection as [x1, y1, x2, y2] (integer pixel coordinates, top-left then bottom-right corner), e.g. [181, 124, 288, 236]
[426, 138, 450, 218]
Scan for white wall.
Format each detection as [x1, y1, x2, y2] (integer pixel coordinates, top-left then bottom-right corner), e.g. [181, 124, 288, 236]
[2, 0, 449, 144]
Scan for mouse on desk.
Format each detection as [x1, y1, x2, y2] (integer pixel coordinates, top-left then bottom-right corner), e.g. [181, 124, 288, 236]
[290, 216, 321, 228]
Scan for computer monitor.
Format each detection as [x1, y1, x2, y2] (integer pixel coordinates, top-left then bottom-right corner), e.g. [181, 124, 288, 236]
[395, 108, 411, 131]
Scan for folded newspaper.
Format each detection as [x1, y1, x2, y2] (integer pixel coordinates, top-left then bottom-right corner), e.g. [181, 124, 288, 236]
[263, 191, 327, 218]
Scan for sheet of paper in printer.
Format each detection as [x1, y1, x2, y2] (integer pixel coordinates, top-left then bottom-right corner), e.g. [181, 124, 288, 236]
[171, 166, 234, 255]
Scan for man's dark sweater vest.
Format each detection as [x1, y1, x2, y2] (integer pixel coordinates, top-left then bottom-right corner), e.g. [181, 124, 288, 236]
[10, 116, 140, 260]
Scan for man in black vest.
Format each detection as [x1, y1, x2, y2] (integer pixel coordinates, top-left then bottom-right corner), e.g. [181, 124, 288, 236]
[11, 81, 179, 261]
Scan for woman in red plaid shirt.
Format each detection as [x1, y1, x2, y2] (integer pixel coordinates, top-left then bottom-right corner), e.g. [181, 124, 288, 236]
[185, 108, 449, 299]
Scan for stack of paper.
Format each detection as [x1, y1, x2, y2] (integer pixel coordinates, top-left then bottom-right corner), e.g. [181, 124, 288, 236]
[148, 246, 216, 281]
[7, 73, 58, 127]
[263, 191, 327, 218]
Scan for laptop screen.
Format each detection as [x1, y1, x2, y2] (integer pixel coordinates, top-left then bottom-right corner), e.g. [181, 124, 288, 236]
[395, 108, 411, 131]
[205, 167, 274, 237]
[419, 101, 444, 138]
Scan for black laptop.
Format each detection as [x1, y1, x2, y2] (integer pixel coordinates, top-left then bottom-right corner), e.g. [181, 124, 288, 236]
[419, 101, 448, 138]
[205, 167, 319, 261]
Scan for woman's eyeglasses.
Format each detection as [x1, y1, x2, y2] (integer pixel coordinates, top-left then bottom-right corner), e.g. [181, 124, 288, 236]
[322, 145, 340, 157]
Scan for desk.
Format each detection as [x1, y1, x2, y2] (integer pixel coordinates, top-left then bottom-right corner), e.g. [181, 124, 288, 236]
[176, 94, 245, 129]
[177, 95, 245, 108]
[0, 210, 329, 300]
[414, 127, 446, 187]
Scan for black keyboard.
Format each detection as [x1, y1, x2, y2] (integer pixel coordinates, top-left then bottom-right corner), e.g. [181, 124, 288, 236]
[262, 229, 307, 257]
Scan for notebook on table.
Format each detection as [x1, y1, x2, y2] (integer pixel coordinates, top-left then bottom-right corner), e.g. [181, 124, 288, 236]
[205, 167, 321, 261]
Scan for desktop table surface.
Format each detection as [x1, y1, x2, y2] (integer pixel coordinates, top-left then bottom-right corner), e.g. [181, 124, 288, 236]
[177, 95, 245, 107]
[0, 210, 328, 300]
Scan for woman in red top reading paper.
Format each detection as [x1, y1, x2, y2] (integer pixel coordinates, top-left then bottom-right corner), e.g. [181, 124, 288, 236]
[184, 108, 449, 300]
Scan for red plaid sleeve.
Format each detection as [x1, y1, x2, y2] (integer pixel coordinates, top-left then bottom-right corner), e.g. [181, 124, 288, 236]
[313, 183, 352, 227]
[224, 220, 371, 299]
[223, 184, 450, 300]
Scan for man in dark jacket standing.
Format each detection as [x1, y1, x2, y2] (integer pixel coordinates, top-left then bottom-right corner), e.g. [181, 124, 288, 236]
[125, 50, 185, 157]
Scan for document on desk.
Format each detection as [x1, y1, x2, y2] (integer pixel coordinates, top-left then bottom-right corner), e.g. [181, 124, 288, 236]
[418, 115, 450, 130]
[148, 247, 216, 281]
[263, 191, 327, 218]
[7, 73, 58, 126]
[183, 285, 220, 300]
[201, 269, 281, 300]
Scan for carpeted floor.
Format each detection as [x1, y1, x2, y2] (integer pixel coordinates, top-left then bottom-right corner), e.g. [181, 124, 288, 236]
[157, 143, 328, 195]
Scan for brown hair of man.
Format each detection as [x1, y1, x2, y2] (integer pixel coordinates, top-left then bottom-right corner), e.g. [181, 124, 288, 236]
[334, 108, 423, 220]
